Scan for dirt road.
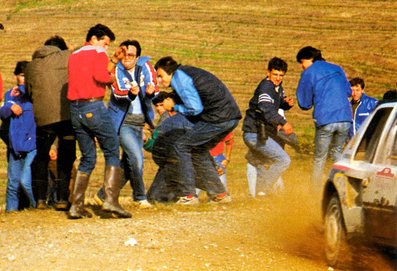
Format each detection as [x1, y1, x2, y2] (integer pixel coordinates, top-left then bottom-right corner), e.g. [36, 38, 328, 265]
[1, 187, 395, 271]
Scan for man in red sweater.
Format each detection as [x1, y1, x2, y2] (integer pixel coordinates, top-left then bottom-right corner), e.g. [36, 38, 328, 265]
[67, 24, 131, 219]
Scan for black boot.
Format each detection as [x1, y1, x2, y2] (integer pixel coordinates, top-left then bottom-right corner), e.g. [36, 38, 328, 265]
[55, 178, 70, 211]
[68, 171, 92, 219]
[102, 166, 132, 218]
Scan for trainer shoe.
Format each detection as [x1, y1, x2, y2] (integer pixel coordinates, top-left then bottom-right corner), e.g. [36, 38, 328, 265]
[210, 192, 232, 204]
[137, 199, 152, 209]
[176, 195, 199, 205]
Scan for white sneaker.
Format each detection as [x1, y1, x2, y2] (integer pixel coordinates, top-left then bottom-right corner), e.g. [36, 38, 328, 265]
[176, 195, 199, 205]
[137, 199, 152, 209]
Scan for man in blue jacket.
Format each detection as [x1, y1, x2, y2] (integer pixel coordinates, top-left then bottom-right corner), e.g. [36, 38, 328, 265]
[296, 46, 352, 194]
[95, 39, 157, 209]
[349, 77, 378, 137]
[155, 56, 241, 204]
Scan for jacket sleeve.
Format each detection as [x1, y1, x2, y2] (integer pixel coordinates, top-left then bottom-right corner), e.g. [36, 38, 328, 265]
[257, 82, 286, 127]
[111, 66, 136, 102]
[296, 71, 314, 110]
[172, 71, 203, 116]
[141, 61, 159, 95]
[0, 101, 14, 120]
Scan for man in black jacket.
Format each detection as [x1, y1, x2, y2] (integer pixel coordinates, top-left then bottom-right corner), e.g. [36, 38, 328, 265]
[242, 57, 294, 197]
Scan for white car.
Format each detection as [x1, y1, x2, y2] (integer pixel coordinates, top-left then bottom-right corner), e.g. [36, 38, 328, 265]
[322, 101, 397, 267]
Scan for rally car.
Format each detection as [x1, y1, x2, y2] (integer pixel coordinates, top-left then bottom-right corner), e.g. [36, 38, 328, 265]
[321, 101, 397, 267]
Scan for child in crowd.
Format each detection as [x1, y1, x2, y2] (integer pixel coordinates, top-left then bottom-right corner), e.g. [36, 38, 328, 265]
[0, 61, 37, 211]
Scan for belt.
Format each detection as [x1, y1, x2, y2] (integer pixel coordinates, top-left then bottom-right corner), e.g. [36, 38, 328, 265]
[72, 97, 104, 103]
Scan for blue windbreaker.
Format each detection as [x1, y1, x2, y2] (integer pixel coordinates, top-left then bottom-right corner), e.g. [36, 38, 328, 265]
[296, 60, 352, 127]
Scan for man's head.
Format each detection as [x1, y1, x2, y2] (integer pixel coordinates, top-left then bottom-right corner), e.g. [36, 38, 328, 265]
[119, 40, 141, 70]
[154, 56, 180, 88]
[85, 24, 115, 50]
[382, 89, 397, 101]
[296, 46, 325, 70]
[14, 60, 29, 86]
[350, 77, 365, 102]
[267, 57, 288, 87]
[152, 91, 176, 115]
[44, 35, 68, 50]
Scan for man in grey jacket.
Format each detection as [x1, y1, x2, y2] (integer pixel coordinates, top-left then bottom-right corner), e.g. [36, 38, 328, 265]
[25, 36, 76, 210]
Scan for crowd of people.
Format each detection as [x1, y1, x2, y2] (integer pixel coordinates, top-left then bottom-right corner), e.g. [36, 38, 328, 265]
[0, 23, 395, 219]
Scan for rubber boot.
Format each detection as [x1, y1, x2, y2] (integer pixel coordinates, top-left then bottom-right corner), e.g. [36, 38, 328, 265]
[102, 166, 132, 218]
[68, 171, 92, 219]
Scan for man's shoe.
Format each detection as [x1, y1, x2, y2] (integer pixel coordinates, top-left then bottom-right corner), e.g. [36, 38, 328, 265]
[176, 195, 199, 205]
[137, 199, 152, 209]
[210, 192, 232, 204]
[54, 200, 69, 211]
[36, 200, 49, 209]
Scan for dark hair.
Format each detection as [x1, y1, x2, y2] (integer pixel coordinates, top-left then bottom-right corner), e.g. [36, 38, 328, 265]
[349, 77, 365, 89]
[296, 46, 325, 63]
[268, 57, 288, 73]
[382, 89, 397, 101]
[14, 61, 29, 75]
[119, 40, 141, 57]
[152, 91, 174, 105]
[44, 35, 68, 50]
[85, 24, 115, 42]
[154, 56, 180, 74]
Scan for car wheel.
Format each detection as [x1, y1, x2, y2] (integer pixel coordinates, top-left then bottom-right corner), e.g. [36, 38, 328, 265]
[324, 194, 350, 267]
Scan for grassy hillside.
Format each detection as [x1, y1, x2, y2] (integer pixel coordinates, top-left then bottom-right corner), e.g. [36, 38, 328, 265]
[0, 0, 396, 203]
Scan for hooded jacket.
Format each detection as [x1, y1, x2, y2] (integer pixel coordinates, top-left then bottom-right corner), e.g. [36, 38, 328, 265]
[0, 85, 36, 156]
[25, 45, 71, 126]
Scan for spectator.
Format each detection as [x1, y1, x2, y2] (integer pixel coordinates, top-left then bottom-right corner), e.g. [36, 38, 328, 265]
[67, 24, 131, 219]
[0, 61, 36, 211]
[349, 77, 378, 137]
[155, 56, 241, 205]
[296, 46, 352, 194]
[145, 93, 194, 203]
[25, 35, 76, 210]
[242, 57, 294, 197]
[94, 39, 157, 209]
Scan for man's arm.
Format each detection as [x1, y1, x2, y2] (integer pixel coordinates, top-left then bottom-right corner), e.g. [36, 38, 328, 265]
[172, 71, 203, 116]
[296, 73, 314, 110]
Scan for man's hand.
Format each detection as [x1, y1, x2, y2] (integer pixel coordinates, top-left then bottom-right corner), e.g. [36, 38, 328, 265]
[284, 97, 294, 107]
[11, 103, 23, 116]
[10, 86, 21, 97]
[130, 81, 140, 95]
[112, 45, 127, 62]
[146, 83, 155, 95]
[281, 122, 294, 135]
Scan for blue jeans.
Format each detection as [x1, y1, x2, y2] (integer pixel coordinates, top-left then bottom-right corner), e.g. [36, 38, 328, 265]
[173, 119, 239, 197]
[6, 150, 37, 211]
[243, 132, 290, 193]
[70, 101, 120, 174]
[312, 121, 351, 190]
[119, 124, 146, 201]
